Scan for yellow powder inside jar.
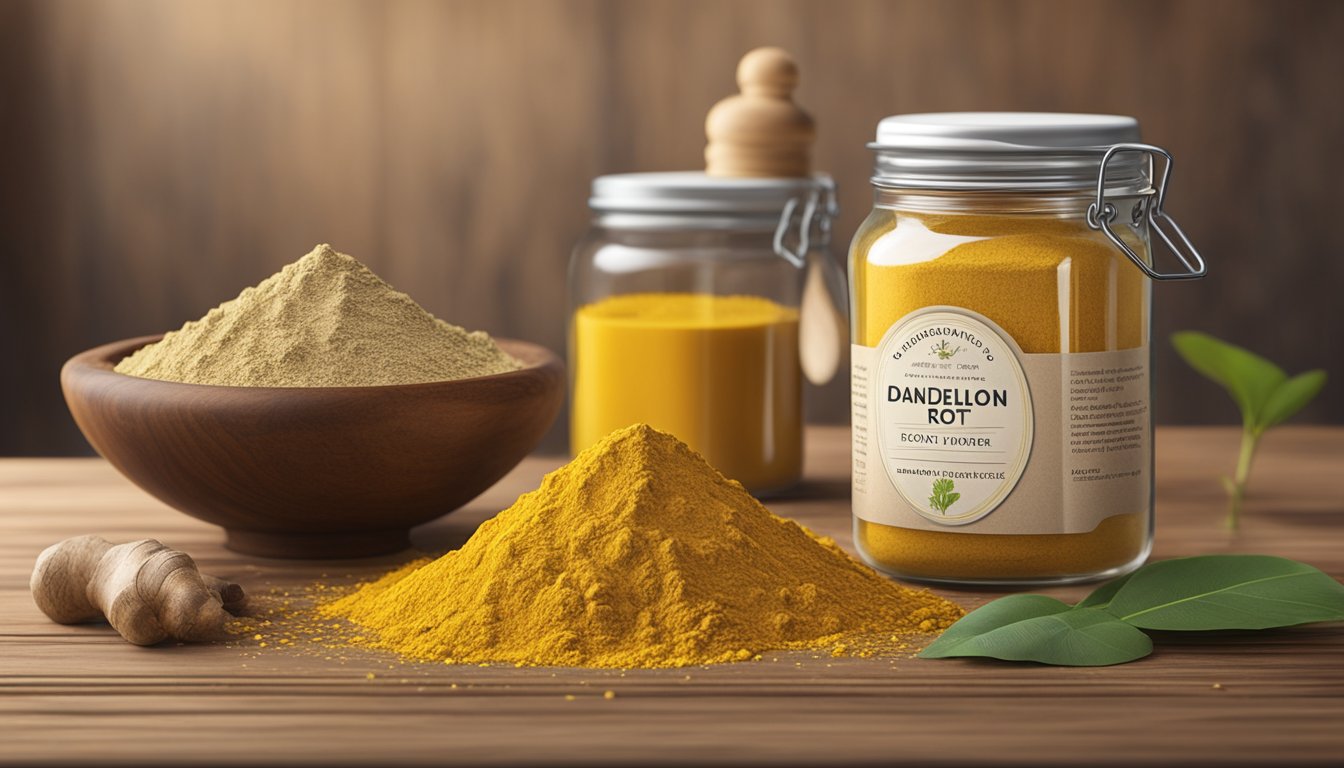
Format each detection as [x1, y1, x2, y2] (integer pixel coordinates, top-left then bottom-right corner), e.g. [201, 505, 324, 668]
[852, 212, 1149, 581]
[321, 424, 962, 668]
[115, 244, 521, 387]
[571, 293, 802, 492]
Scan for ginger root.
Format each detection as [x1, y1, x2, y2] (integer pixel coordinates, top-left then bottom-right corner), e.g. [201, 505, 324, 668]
[30, 535, 246, 646]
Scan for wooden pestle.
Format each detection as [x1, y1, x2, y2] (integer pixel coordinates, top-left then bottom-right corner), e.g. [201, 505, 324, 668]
[705, 47, 845, 385]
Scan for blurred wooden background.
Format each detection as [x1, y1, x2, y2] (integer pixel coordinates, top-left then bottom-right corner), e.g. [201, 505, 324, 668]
[2, 0, 1341, 456]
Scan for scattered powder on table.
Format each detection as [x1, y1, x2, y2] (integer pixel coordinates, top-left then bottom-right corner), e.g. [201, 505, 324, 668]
[115, 244, 521, 387]
[319, 424, 963, 669]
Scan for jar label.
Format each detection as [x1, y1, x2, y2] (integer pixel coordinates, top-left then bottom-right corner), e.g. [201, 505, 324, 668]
[870, 308, 1033, 525]
[852, 306, 1150, 535]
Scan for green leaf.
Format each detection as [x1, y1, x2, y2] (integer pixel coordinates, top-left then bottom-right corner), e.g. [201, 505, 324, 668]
[920, 555, 1344, 668]
[1171, 332, 1286, 427]
[929, 478, 959, 514]
[921, 604, 1152, 666]
[1104, 555, 1344, 631]
[1256, 370, 1327, 432]
[921, 594, 1072, 656]
[1076, 571, 1136, 609]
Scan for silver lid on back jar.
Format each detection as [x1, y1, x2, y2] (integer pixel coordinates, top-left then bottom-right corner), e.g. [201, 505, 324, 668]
[588, 172, 837, 268]
[868, 112, 1206, 280]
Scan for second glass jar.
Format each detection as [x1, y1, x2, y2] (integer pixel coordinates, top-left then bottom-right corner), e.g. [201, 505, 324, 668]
[569, 172, 834, 493]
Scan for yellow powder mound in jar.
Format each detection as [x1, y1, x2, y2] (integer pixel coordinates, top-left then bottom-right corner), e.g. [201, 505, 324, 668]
[115, 244, 521, 387]
[321, 424, 962, 668]
[571, 292, 802, 492]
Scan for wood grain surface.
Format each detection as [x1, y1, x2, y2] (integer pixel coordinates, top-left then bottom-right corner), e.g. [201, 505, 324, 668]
[1, 426, 1342, 766]
[2, 0, 1342, 456]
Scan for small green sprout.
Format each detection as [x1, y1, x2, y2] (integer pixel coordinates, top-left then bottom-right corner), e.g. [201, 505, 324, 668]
[1171, 331, 1327, 530]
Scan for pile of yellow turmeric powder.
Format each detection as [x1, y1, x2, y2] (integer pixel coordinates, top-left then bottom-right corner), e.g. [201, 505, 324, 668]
[319, 424, 962, 668]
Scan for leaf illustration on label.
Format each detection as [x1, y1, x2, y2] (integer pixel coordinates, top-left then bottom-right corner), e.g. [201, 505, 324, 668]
[931, 340, 962, 360]
[929, 478, 960, 514]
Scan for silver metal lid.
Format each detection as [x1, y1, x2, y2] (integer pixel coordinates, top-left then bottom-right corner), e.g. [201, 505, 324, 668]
[589, 172, 823, 214]
[869, 112, 1149, 193]
[588, 172, 838, 267]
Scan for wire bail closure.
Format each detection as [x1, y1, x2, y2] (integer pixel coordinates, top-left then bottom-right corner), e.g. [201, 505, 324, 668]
[773, 177, 838, 268]
[1087, 143, 1207, 281]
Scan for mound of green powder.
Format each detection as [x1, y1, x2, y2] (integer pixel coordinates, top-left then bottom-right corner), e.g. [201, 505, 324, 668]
[115, 244, 521, 387]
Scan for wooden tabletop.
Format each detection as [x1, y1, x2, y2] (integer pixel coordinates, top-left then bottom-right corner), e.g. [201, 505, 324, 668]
[2, 426, 1342, 766]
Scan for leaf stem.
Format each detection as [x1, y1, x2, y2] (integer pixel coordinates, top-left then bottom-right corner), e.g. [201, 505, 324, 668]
[1227, 428, 1259, 531]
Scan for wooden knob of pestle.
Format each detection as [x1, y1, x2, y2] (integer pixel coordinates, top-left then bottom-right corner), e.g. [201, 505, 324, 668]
[705, 47, 815, 178]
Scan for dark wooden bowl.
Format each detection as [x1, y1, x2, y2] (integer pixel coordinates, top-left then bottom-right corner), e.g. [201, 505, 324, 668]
[61, 335, 564, 559]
